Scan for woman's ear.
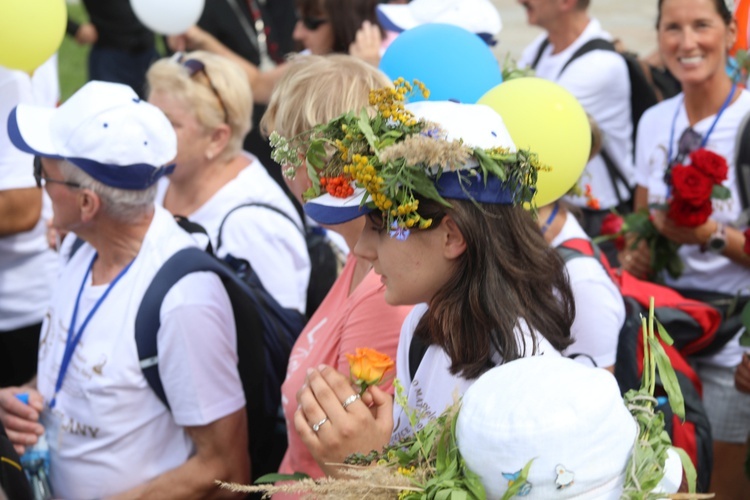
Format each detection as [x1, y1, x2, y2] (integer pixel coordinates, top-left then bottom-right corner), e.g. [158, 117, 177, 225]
[440, 214, 467, 260]
[207, 123, 232, 160]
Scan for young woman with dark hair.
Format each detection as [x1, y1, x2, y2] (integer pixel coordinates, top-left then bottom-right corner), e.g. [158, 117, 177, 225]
[273, 98, 575, 476]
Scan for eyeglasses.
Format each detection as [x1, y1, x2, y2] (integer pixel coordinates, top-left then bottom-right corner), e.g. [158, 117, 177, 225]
[33, 157, 82, 189]
[173, 53, 229, 123]
[298, 13, 328, 30]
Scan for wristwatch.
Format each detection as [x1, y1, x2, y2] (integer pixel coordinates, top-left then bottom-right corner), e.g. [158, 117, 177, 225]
[703, 222, 727, 254]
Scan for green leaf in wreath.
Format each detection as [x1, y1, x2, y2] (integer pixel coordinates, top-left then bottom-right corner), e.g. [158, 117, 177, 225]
[649, 338, 685, 420]
[358, 108, 380, 155]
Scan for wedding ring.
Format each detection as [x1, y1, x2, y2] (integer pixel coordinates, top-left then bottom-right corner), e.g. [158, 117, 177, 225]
[342, 393, 360, 409]
[312, 417, 328, 432]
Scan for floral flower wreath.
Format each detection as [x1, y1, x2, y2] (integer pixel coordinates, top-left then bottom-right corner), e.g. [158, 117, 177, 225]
[270, 78, 546, 236]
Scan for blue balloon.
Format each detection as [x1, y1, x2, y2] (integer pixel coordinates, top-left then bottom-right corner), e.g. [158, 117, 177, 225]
[379, 24, 503, 104]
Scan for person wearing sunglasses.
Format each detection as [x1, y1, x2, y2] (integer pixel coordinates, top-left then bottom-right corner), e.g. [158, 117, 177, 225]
[167, 0, 384, 105]
[147, 51, 311, 316]
[623, 0, 750, 497]
[0, 80, 249, 499]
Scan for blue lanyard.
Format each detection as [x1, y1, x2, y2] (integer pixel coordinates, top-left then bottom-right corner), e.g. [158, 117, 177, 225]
[541, 202, 560, 235]
[49, 253, 135, 409]
[667, 83, 737, 165]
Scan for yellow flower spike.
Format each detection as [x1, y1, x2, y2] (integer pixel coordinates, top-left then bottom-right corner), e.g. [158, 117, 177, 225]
[406, 218, 415, 228]
[419, 218, 433, 229]
[391, 209, 397, 217]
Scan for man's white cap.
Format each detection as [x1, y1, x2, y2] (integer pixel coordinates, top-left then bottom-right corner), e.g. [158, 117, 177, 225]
[457, 356, 682, 499]
[8, 80, 177, 190]
[377, 0, 502, 44]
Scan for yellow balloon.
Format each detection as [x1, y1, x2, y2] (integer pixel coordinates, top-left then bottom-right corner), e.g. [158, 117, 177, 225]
[0, 0, 67, 73]
[478, 77, 591, 207]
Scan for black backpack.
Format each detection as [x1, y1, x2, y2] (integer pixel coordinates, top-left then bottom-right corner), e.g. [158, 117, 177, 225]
[68, 221, 306, 483]
[735, 110, 750, 221]
[217, 202, 339, 318]
[531, 38, 667, 205]
[0, 421, 33, 500]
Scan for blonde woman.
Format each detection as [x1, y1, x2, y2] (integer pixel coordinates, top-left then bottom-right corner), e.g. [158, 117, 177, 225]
[146, 51, 310, 314]
[260, 54, 412, 480]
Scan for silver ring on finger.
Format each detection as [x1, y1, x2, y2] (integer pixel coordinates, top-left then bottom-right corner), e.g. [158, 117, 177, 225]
[311, 416, 329, 432]
[342, 393, 361, 409]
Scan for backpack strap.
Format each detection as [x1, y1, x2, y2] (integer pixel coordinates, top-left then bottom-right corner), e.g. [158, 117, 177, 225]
[408, 334, 430, 381]
[599, 149, 633, 207]
[134, 247, 264, 410]
[735, 110, 750, 222]
[216, 202, 305, 253]
[556, 237, 618, 282]
[557, 38, 616, 77]
[530, 38, 551, 70]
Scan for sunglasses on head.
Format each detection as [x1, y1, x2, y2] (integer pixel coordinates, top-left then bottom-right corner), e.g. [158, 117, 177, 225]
[33, 156, 82, 189]
[299, 13, 328, 30]
[173, 53, 229, 123]
[664, 127, 703, 185]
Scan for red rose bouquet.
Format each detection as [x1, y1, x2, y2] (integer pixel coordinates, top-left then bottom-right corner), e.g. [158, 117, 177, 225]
[667, 149, 730, 227]
[596, 210, 683, 281]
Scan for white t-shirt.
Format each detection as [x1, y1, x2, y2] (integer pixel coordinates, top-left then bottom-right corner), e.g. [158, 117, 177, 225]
[157, 153, 310, 313]
[37, 206, 245, 499]
[0, 56, 59, 331]
[519, 19, 633, 209]
[634, 90, 750, 367]
[552, 215, 624, 368]
[391, 304, 561, 442]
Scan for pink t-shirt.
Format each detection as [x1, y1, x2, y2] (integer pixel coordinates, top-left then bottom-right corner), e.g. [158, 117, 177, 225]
[278, 254, 411, 478]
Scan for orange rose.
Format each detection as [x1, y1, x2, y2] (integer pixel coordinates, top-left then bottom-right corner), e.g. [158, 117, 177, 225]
[346, 347, 395, 393]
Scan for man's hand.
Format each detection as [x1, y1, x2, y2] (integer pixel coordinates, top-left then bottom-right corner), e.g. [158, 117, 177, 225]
[0, 387, 45, 455]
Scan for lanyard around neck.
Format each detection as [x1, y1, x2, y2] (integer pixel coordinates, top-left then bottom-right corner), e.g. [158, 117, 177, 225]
[541, 202, 560, 235]
[667, 82, 737, 165]
[49, 253, 135, 409]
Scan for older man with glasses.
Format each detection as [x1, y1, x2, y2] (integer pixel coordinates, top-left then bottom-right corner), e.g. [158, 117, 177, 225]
[0, 81, 249, 499]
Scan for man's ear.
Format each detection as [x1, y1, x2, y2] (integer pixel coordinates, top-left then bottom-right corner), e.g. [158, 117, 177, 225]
[440, 214, 467, 260]
[78, 189, 102, 223]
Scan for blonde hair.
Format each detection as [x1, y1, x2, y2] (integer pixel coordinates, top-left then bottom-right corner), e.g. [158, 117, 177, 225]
[260, 54, 392, 138]
[146, 51, 252, 157]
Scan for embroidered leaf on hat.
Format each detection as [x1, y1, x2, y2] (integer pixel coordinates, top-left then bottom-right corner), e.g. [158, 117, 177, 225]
[500, 460, 534, 500]
[711, 184, 732, 201]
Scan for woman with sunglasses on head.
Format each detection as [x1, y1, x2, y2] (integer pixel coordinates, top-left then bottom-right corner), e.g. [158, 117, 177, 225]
[169, 0, 384, 105]
[146, 51, 311, 316]
[273, 96, 574, 478]
[620, 0, 750, 497]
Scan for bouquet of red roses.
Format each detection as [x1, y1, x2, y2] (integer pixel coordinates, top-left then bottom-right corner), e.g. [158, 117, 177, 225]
[667, 148, 730, 227]
[597, 149, 731, 281]
[597, 210, 683, 281]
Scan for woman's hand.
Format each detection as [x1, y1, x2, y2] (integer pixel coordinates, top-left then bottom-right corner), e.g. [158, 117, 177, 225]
[349, 20, 382, 67]
[651, 209, 714, 246]
[294, 365, 393, 477]
[619, 234, 652, 278]
[735, 353, 750, 394]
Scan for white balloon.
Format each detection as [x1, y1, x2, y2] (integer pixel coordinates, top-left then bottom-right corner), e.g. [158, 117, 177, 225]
[130, 0, 206, 36]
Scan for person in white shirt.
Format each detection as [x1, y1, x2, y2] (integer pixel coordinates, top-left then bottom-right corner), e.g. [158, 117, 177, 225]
[620, 0, 750, 497]
[0, 81, 248, 499]
[0, 57, 59, 388]
[147, 51, 310, 315]
[276, 100, 574, 476]
[518, 0, 634, 239]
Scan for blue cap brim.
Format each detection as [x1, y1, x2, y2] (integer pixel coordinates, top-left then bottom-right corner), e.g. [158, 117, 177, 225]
[303, 188, 372, 225]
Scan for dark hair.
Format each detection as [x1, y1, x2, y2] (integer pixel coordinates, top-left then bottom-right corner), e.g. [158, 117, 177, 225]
[410, 198, 575, 380]
[296, 0, 383, 53]
[576, 0, 591, 10]
[656, 0, 733, 28]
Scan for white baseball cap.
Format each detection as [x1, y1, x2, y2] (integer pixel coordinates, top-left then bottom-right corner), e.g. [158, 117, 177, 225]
[8, 80, 177, 190]
[377, 0, 502, 44]
[456, 356, 682, 499]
